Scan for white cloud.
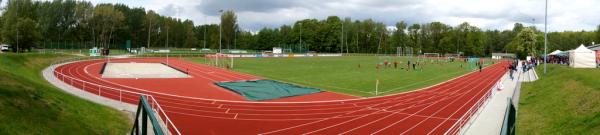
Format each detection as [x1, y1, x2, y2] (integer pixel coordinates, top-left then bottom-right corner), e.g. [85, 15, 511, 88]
[4, 0, 598, 32]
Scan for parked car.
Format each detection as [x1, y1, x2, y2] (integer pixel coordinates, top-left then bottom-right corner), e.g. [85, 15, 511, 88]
[1, 44, 9, 51]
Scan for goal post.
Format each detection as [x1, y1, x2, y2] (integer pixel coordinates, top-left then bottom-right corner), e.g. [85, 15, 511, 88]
[206, 53, 233, 69]
[420, 53, 441, 63]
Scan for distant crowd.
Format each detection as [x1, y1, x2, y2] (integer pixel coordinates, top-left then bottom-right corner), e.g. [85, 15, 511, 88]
[548, 55, 569, 65]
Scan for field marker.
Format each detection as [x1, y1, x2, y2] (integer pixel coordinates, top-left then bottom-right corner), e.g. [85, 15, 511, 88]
[375, 79, 379, 96]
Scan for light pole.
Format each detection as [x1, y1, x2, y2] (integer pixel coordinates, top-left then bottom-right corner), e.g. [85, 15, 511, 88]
[204, 25, 207, 49]
[203, 16, 207, 49]
[544, 0, 548, 74]
[299, 22, 303, 52]
[219, 10, 223, 54]
[234, 28, 237, 50]
[16, 0, 19, 53]
[146, 14, 152, 49]
[341, 21, 344, 54]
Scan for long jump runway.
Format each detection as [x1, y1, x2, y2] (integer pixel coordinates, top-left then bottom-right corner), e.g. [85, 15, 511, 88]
[53, 58, 508, 134]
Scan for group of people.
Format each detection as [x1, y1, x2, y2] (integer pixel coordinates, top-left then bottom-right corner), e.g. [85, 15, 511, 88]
[375, 60, 400, 69]
[506, 58, 541, 80]
[521, 58, 540, 73]
[368, 59, 426, 71]
[548, 55, 569, 65]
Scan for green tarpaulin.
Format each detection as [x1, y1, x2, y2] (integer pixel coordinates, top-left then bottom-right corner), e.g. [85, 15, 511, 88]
[215, 80, 322, 101]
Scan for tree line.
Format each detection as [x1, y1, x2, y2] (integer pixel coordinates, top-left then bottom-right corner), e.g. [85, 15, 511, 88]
[1, 0, 599, 57]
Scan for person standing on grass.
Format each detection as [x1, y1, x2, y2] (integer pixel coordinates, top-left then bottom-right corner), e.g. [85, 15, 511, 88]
[479, 62, 483, 72]
[384, 60, 389, 68]
[394, 61, 398, 69]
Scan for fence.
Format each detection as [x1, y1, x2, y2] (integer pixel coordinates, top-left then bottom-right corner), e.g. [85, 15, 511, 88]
[444, 76, 502, 135]
[51, 57, 181, 135]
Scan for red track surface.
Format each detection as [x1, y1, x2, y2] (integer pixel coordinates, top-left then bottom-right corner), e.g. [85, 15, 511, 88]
[54, 58, 508, 134]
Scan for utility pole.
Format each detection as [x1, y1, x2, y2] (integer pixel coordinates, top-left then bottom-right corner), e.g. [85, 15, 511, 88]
[544, 0, 548, 74]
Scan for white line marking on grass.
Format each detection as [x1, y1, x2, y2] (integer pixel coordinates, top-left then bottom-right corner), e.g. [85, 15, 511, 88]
[379, 70, 466, 94]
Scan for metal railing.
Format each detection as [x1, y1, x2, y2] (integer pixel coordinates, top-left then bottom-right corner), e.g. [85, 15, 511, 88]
[51, 56, 181, 135]
[131, 96, 166, 135]
[444, 72, 504, 135]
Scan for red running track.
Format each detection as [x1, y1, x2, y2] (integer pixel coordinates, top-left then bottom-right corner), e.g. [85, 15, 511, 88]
[53, 58, 508, 134]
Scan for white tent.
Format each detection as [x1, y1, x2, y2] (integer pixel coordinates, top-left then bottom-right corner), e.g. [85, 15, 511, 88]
[569, 45, 597, 68]
[549, 50, 562, 55]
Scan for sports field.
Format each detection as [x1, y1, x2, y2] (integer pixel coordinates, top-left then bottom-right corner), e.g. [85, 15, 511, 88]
[188, 56, 493, 97]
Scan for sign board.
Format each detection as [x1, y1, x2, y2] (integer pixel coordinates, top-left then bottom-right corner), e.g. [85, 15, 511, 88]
[89, 47, 100, 57]
[273, 47, 282, 54]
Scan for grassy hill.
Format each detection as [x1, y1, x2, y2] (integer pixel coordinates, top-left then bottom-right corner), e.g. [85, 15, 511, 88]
[0, 53, 129, 134]
[517, 64, 600, 134]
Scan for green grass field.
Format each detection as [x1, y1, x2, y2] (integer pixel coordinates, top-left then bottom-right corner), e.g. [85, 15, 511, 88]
[517, 65, 600, 134]
[188, 56, 492, 97]
[0, 53, 130, 134]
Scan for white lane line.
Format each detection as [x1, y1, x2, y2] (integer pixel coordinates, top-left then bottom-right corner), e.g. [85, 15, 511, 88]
[369, 66, 501, 134]
[402, 66, 504, 134]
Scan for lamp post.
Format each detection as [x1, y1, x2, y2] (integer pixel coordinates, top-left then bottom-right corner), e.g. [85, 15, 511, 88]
[219, 10, 223, 54]
[341, 21, 344, 54]
[16, 0, 19, 53]
[544, 0, 548, 74]
[299, 22, 303, 52]
[203, 16, 207, 49]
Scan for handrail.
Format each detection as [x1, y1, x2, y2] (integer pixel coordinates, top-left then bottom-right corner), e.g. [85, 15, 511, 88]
[445, 71, 505, 135]
[131, 96, 165, 135]
[50, 56, 181, 135]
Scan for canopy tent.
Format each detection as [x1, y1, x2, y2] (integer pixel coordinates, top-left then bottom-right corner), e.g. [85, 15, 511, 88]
[549, 50, 564, 56]
[568, 45, 597, 68]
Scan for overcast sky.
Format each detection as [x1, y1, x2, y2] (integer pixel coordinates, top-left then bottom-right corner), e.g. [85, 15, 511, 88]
[4, 0, 600, 32]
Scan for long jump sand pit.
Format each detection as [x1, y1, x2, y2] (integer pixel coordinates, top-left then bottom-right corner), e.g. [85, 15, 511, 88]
[101, 62, 189, 78]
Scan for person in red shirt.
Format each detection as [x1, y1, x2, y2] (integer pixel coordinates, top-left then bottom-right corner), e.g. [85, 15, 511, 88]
[384, 60, 389, 68]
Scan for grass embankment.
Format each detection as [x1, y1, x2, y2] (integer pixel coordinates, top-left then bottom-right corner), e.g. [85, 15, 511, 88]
[518, 65, 600, 134]
[0, 53, 129, 134]
[188, 56, 492, 97]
